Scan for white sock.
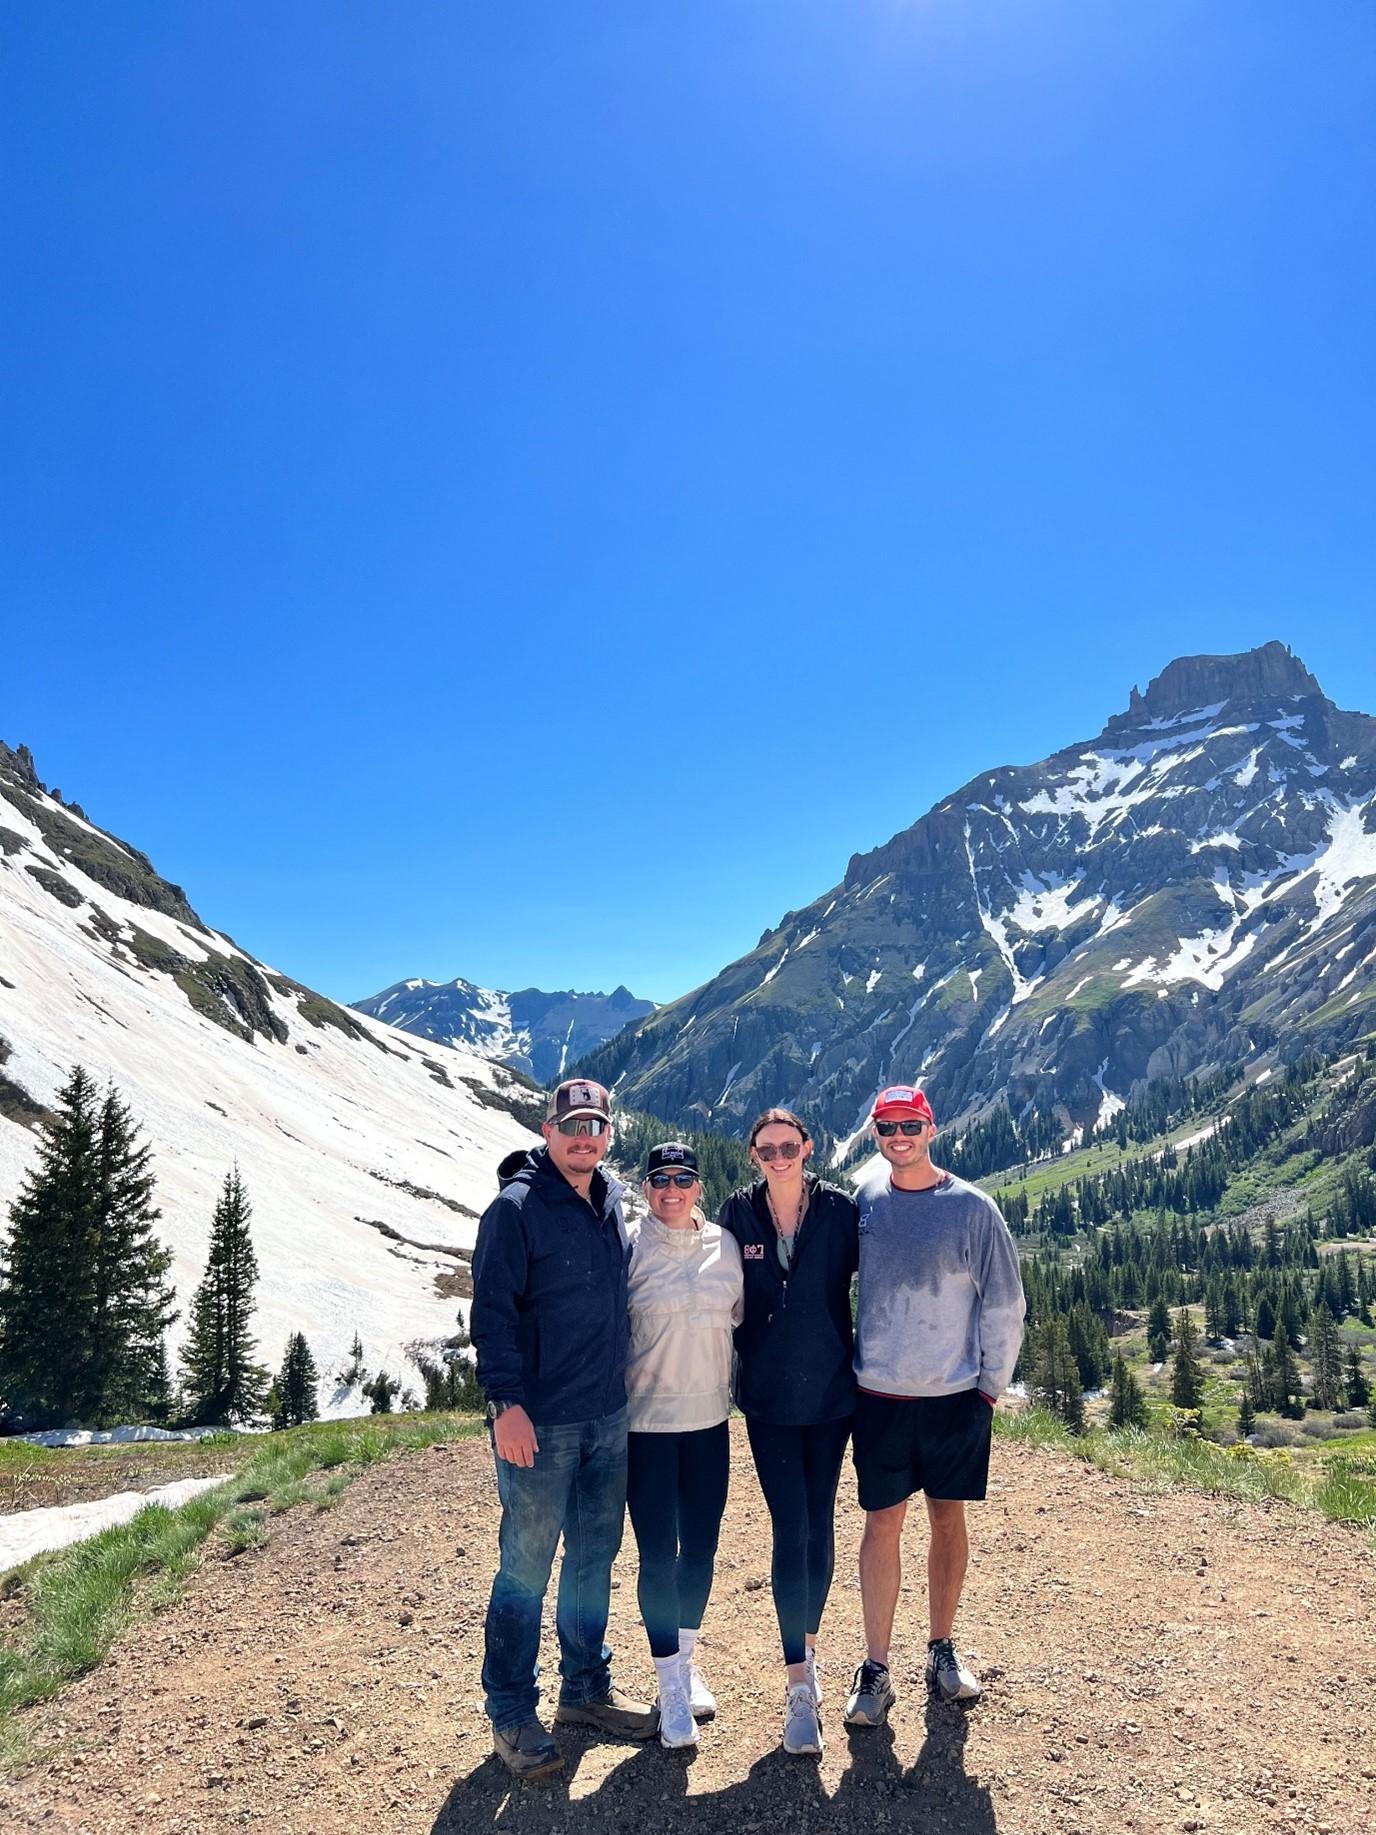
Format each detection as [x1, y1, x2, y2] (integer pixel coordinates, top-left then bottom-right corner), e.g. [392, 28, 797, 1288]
[655, 1652, 685, 1695]
[678, 1627, 699, 1658]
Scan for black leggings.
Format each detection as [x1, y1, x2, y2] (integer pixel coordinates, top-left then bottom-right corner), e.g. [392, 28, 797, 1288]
[625, 1422, 731, 1659]
[746, 1415, 852, 1666]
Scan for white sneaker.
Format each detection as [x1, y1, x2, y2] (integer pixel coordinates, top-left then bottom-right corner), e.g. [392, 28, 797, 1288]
[684, 1656, 716, 1721]
[654, 1655, 698, 1750]
[805, 1648, 822, 1706]
[782, 1681, 823, 1756]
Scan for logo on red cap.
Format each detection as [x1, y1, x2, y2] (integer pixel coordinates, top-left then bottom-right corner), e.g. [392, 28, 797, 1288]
[871, 1085, 935, 1123]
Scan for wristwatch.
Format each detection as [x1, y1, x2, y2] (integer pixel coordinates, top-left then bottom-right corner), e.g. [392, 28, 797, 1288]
[486, 1399, 516, 1422]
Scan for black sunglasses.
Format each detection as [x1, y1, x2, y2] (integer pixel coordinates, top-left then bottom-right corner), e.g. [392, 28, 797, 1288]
[554, 1116, 609, 1136]
[875, 1119, 929, 1137]
[753, 1139, 803, 1161]
[648, 1171, 698, 1189]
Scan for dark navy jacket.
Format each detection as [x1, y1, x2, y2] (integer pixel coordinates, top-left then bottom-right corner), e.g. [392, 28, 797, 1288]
[717, 1176, 859, 1427]
[470, 1145, 630, 1425]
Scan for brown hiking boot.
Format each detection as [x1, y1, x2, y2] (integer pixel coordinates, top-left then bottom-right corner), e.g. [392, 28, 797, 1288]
[493, 1717, 563, 1780]
[555, 1687, 659, 1739]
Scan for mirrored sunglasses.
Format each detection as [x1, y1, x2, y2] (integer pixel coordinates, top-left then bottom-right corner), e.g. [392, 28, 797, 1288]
[753, 1140, 802, 1161]
[875, 1119, 929, 1137]
[648, 1171, 698, 1189]
[554, 1115, 609, 1137]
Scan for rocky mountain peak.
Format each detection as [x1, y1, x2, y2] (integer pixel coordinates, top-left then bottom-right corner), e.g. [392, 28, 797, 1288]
[0, 741, 42, 793]
[1110, 641, 1321, 730]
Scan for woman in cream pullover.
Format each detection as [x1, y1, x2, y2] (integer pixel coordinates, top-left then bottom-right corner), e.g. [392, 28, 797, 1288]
[626, 1141, 744, 1750]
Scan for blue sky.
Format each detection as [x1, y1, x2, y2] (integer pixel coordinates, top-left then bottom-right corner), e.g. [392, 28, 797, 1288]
[4, 4, 1374, 1006]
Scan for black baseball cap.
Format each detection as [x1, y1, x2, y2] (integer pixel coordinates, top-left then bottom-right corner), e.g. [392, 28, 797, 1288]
[645, 1141, 699, 1180]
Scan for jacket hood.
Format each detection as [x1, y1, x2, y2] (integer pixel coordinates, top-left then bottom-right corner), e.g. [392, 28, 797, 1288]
[497, 1148, 533, 1187]
[494, 1143, 625, 1205]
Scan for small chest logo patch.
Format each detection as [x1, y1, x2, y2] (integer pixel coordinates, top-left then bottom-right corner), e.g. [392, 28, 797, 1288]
[743, 1243, 765, 1260]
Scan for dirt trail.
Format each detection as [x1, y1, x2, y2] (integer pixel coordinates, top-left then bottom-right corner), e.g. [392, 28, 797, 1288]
[4, 1422, 1373, 1835]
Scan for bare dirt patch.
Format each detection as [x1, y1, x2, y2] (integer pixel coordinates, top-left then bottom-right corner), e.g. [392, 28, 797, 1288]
[0, 1441, 254, 1515]
[3, 1423, 1373, 1834]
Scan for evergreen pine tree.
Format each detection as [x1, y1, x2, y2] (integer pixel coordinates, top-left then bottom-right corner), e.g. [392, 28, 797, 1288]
[1345, 1344, 1371, 1410]
[1147, 1295, 1172, 1363]
[274, 1331, 320, 1429]
[1237, 1390, 1256, 1438]
[1254, 1291, 1277, 1342]
[180, 1168, 268, 1424]
[362, 1369, 401, 1414]
[144, 1335, 175, 1425]
[1306, 1305, 1344, 1411]
[88, 1086, 178, 1423]
[0, 1066, 103, 1426]
[417, 1330, 483, 1411]
[1030, 1316, 1085, 1432]
[1170, 1308, 1205, 1409]
[1270, 1318, 1303, 1417]
[1108, 1351, 1148, 1429]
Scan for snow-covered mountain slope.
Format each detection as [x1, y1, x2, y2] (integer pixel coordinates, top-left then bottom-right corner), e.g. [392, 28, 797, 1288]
[577, 644, 1376, 1144]
[0, 744, 542, 1405]
[354, 978, 654, 1084]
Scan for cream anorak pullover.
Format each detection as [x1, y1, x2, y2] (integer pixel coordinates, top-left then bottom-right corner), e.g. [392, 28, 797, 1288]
[626, 1212, 744, 1432]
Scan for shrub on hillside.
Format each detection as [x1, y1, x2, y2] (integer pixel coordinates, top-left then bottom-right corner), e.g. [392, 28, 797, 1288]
[1251, 1420, 1301, 1449]
[1299, 1416, 1341, 1440]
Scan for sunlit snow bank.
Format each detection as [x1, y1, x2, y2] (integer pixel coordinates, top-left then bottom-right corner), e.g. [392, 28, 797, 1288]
[0, 1473, 231, 1573]
[18, 1424, 245, 1448]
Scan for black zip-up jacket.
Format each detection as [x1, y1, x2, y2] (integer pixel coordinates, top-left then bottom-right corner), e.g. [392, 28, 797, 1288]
[470, 1146, 630, 1426]
[717, 1176, 859, 1427]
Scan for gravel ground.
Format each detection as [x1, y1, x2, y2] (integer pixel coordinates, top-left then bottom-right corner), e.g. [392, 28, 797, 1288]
[3, 1421, 1374, 1834]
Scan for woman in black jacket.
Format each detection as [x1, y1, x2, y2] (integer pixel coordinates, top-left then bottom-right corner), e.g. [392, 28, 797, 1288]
[717, 1106, 858, 1758]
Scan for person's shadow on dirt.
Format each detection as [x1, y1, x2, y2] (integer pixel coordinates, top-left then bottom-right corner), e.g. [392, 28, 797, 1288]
[833, 1696, 996, 1831]
[431, 1698, 994, 1832]
[431, 1734, 829, 1832]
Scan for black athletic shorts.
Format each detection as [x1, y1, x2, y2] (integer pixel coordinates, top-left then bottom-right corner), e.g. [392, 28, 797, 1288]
[852, 1386, 993, 1510]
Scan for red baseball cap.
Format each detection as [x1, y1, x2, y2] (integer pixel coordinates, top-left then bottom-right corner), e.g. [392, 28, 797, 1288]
[871, 1084, 935, 1123]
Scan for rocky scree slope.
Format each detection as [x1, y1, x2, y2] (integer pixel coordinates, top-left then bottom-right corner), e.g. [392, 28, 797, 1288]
[353, 977, 653, 1084]
[577, 643, 1376, 1152]
[0, 742, 541, 1403]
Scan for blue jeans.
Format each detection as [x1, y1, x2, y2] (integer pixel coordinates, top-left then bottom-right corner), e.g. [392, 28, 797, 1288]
[481, 1406, 628, 1729]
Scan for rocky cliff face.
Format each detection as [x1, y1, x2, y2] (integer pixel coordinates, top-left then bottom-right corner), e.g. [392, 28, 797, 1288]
[576, 645, 1376, 1149]
[353, 978, 654, 1084]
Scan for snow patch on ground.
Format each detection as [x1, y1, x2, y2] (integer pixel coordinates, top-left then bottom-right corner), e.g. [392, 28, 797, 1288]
[1092, 1059, 1125, 1130]
[20, 1424, 236, 1448]
[761, 948, 789, 986]
[1, 1474, 232, 1573]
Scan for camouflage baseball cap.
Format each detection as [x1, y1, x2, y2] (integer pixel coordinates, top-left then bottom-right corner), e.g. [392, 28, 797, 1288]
[545, 1078, 612, 1123]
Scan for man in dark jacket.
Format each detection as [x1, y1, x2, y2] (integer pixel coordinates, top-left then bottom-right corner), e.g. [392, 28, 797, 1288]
[471, 1077, 656, 1779]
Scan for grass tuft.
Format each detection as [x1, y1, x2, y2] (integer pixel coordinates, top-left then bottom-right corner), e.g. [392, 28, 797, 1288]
[997, 1406, 1376, 1531]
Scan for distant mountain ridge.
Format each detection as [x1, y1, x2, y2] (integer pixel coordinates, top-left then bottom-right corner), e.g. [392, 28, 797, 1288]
[353, 979, 655, 1084]
[574, 642, 1376, 1150]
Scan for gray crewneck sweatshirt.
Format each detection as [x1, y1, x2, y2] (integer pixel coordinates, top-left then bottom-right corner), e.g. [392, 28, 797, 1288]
[853, 1168, 1026, 1400]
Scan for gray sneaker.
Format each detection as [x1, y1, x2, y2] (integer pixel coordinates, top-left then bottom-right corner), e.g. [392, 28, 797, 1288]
[843, 1658, 895, 1727]
[925, 1638, 981, 1702]
[782, 1681, 823, 1756]
[555, 1687, 659, 1740]
[493, 1717, 563, 1780]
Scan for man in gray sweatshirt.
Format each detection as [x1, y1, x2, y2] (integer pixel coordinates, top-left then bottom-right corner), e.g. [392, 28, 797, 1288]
[843, 1084, 1026, 1729]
